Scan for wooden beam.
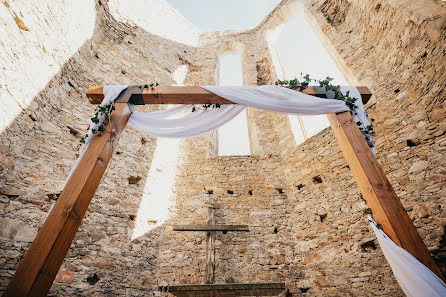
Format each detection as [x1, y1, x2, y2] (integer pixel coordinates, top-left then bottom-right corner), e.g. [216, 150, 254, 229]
[3, 102, 133, 297]
[327, 111, 445, 281]
[173, 225, 249, 232]
[86, 86, 372, 105]
[168, 283, 286, 297]
[206, 195, 216, 284]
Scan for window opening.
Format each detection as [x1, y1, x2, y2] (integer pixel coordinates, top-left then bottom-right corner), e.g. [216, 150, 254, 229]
[273, 16, 348, 145]
[217, 54, 250, 156]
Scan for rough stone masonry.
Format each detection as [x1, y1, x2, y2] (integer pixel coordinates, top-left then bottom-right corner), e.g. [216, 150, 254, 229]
[0, 0, 445, 296]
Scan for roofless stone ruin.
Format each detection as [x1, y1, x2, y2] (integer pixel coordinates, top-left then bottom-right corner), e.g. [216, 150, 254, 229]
[1, 0, 445, 296]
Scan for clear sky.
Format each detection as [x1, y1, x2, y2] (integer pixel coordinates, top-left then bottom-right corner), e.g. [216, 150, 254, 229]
[167, 0, 281, 31]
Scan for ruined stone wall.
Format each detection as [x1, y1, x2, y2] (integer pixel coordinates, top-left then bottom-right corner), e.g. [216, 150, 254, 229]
[160, 0, 446, 296]
[1, 0, 445, 296]
[0, 0, 201, 295]
[304, 0, 446, 277]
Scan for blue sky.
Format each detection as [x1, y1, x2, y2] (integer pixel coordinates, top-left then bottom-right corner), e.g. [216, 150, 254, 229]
[167, 0, 281, 31]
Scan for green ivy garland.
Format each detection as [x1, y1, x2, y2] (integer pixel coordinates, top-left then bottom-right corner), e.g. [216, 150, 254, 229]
[79, 83, 161, 146]
[275, 74, 375, 148]
[79, 103, 115, 145]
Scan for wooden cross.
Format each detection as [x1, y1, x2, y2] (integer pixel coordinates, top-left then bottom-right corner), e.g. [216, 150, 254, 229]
[173, 194, 249, 284]
[4, 85, 444, 297]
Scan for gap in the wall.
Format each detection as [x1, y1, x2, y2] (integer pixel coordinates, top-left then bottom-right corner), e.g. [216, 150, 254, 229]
[217, 54, 250, 156]
[273, 15, 349, 145]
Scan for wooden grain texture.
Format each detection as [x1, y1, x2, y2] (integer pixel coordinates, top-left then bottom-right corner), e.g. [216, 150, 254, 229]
[168, 283, 286, 297]
[173, 225, 249, 232]
[205, 195, 216, 284]
[327, 111, 445, 281]
[86, 86, 372, 105]
[3, 103, 132, 297]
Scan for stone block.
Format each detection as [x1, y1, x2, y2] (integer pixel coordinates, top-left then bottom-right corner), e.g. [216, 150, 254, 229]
[55, 270, 74, 284]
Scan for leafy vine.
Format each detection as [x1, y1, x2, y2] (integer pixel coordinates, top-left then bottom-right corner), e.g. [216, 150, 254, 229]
[79, 103, 115, 145]
[79, 83, 161, 146]
[275, 74, 375, 148]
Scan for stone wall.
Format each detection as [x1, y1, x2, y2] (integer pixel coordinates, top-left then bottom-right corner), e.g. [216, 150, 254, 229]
[0, 0, 445, 296]
[0, 0, 201, 295]
[305, 0, 446, 277]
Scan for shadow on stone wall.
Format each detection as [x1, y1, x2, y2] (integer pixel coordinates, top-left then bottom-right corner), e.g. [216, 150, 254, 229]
[0, 1, 203, 295]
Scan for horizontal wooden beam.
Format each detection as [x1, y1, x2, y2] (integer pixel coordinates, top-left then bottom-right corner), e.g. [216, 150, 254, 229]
[168, 283, 285, 297]
[173, 225, 249, 232]
[86, 86, 372, 105]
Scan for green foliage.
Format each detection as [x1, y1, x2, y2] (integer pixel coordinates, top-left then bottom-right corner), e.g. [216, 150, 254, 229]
[376, 224, 383, 230]
[275, 74, 375, 148]
[364, 208, 372, 215]
[191, 103, 222, 112]
[142, 82, 159, 90]
[81, 83, 160, 146]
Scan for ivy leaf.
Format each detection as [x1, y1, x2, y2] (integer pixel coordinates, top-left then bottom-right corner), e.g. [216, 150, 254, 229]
[80, 138, 85, 144]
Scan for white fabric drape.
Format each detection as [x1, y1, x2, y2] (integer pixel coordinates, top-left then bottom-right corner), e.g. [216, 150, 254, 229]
[368, 215, 446, 297]
[203, 85, 350, 115]
[129, 104, 245, 138]
[335, 86, 376, 155]
[61, 85, 128, 190]
[128, 85, 350, 138]
[60, 84, 445, 296]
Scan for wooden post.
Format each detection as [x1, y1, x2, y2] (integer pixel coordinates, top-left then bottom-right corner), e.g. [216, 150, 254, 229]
[327, 111, 445, 281]
[205, 195, 216, 284]
[3, 102, 133, 297]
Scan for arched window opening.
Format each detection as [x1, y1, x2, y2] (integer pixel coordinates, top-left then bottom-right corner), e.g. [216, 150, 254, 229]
[217, 54, 250, 156]
[273, 15, 348, 145]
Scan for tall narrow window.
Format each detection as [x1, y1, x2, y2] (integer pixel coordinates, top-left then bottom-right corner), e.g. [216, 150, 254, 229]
[273, 15, 348, 145]
[217, 54, 250, 156]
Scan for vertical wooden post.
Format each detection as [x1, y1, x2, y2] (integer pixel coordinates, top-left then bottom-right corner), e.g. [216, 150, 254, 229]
[327, 111, 445, 281]
[3, 102, 133, 297]
[205, 195, 216, 284]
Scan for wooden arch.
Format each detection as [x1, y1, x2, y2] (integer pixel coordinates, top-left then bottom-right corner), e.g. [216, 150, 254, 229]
[3, 86, 444, 296]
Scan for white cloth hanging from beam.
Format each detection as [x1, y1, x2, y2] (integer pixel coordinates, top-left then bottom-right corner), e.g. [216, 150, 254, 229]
[368, 215, 446, 297]
[128, 85, 350, 138]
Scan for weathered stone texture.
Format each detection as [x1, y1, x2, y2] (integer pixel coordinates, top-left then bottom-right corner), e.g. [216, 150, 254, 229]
[305, 0, 446, 280]
[1, 0, 445, 296]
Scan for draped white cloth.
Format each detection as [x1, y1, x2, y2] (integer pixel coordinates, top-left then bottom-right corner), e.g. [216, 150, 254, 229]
[62, 85, 128, 189]
[129, 104, 246, 138]
[62, 84, 446, 296]
[128, 85, 351, 138]
[327, 86, 376, 155]
[368, 215, 446, 297]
